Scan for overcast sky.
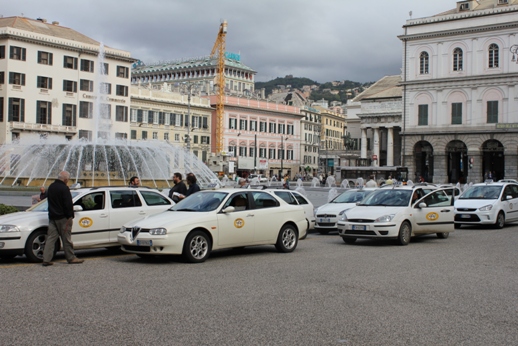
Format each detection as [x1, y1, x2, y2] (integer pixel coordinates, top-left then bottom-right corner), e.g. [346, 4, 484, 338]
[6, 0, 456, 83]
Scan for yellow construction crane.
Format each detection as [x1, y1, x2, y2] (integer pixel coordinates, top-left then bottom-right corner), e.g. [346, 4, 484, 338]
[210, 20, 227, 155]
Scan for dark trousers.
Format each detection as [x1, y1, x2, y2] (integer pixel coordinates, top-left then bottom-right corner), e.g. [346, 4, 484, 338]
[43, 218, 76, 262]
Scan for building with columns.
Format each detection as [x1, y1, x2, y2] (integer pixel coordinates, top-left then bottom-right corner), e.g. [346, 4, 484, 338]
[399, 0, 518, 183]
[0, 16, 134, 144]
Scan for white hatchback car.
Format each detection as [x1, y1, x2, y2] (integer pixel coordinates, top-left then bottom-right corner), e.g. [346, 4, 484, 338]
[454, 181, 518, 229]
[314, 188, 377, 234]
[272, 189, 316, 234]
[118, 188, 308, 263]
[0, 187, 174, 262]
[337, 184, 455, 245]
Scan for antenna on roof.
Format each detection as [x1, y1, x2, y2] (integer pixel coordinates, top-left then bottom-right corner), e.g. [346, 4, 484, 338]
[409, 11, 413, 19]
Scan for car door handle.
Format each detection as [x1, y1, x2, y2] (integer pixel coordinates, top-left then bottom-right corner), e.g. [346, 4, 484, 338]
[139, 211, 146, 215]
[440, 209, 451, 213]
[246, 214, 254, 217]
[100, 214, 108, 218]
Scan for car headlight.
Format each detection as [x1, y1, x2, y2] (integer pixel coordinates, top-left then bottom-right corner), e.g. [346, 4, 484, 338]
[375, 214, 395, 223]
[0, 225, 20, 232]
[149, 228, 167, 235]
[479, 204, 493, 211]
[339, 213, 348, 221]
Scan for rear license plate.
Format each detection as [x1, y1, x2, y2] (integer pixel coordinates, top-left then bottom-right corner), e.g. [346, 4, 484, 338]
[460, 214, 471, 219]
[352, 225, 366, 231]
[137, 239, 152, 246]
[319, 218, 330, 223]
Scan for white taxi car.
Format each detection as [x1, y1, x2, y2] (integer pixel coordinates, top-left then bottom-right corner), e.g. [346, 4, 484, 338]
[314, 188, 377, 234]
[454, 181, 518, 229]
[337, 184, 454, 245]
[271, 189, 316, 234]
[0, 186, 174, 262]
[118, 188, 308, 263]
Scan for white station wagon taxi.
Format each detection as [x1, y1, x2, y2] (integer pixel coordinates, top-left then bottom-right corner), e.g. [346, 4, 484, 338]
[118, 188, 308, 263]
[0, 186, 174, 262]
[337, 184, 454, 245]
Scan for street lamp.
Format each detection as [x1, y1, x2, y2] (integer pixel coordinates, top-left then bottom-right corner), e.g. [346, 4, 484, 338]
[180, 81, 202, 151]
[254, 133, 257, 174]
[280, 136, 288, 179]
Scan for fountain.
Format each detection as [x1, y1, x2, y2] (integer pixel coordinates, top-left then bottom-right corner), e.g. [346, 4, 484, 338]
[326, 175, 336, 188]
[311, 177, 320, 188]
[0, 44, 219, 188]
[295, 178, 306, 196]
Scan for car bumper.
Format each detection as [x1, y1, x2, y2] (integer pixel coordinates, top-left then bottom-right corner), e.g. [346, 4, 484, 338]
[315, 217, 338, 229]
[0, 233, 25, 253]
[454, 210, 497, 224]
[117, 232, 186, 255]
[337, 222, 399, 238]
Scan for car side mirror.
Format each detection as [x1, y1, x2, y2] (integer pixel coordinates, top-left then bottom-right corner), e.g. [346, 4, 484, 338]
[73, 205, 83, 211]
[356, 202, 361, 206]
[418, 202, 427, 209]
[222, 206, 235, 213]
[506, 195, 513, 200]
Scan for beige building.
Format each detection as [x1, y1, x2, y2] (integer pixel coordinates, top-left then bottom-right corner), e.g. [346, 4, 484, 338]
[130, 85, 213, 163]
[0, 16, 135, 144]
[315, 105, 346, 175]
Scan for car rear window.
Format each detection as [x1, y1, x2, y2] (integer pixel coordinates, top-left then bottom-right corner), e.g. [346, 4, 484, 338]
[140, 191, 172, 206]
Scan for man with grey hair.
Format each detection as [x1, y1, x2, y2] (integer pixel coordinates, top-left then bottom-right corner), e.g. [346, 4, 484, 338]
[237, 178, 249, 189]
[42, 171, 83, 266]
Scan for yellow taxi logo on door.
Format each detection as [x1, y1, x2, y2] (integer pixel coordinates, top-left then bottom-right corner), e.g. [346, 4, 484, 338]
[234, 218, 245, 228]
[426, 212, 439, 221]
[79, 217, 93, 228]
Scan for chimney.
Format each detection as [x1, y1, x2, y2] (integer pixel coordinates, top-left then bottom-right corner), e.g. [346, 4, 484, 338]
[52, 21, 59, 25]
[37, 18, 47, 23]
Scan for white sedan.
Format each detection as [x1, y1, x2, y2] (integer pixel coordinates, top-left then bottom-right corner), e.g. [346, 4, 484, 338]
[0, 187, 174, 262]
[337, 185, 455, 245]
[314, 188, 377, 234]
[118, 188, 308, 263]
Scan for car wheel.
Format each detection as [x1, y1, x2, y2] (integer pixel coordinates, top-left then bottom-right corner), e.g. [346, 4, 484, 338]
[25, 230, 58, 263]
[397, 221, 411, 246]
[454, 223, 461, 229]
[275, 224, 298, 253]
[494, 212, 505, 229]
[183, 230, 211, 263]
[437, 232, 449, 239]
[317, 229, 330, 235]
[342, 236, 356, 244]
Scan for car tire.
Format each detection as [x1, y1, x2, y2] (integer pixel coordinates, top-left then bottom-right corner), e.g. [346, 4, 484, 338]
[182, 230, 211, 263]
[342, 236, 357, 244]
[437, 232, 449, 239]
[397, 221, 411, 246]
[275, 224, 298, 253]
[317, 229, 330, 235]
[454, 223, 461, 229]
[494, 212, 505, 229]
[25, 230, 58, 263]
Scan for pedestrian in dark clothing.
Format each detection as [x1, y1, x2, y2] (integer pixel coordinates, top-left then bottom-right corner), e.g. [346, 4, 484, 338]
[168, 172, 188, 203]
[42, 171, 83, 266]
[179, 173, 200, 199]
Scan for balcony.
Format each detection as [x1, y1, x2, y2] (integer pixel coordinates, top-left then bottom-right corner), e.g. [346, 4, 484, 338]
[10, 122, 77, 135]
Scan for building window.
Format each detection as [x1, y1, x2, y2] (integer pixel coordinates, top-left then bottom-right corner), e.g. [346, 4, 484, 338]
[418, 105, 428, 126]
[259, 148, 266, 158]
[8, 98, 25, 122]
[37, 51, 53, 65]
[250, 120, 257, 131]
[79, 79, 93, 92]
[277, 149, 284, 159]
[193, 135, 199, 144]
[451, 103, 462, 124]
[0, 97, 3, 121]
[158, 112, 165, 125]
[174, 133, 180, 142]
[80, 59, 94, 72]
[63, 56, 78, 69]
[116, 85, 128, 96]
[239, 146, 247, 156]
[37, 76, 52, 89]
[36, 101, 52, 124]
[0, 46, 4, 59]
[79, 130, 92, 141]
[142, 131, 148, 140]
[488, 44, 499, 68]
[79, 101, 93, 118]
[9, 72, 25, 86]
[269, 122, 276, 133]
[62, 104, 77, 126]
[419, 51, 429, 74]
[117, 66, 129, 78]
[115, 106, 128, 122]
[152, 132, 158, 140]
[249, 147, 256, 157]
[164, 132, 169, 141]
[115, 133, 127, 140]
[100, 104, 111, 119]
[260, 121, 267, 132]
[148, 111, 154, 124]
[100, 83, 111, 94]
[63, 80, 77, 92]
[0, 72, 4, 84]
[287, 150, 293, 160]
[268, 148, 276, 159]
[287, 124, 294, 135]
[239, 119, 248, 130]
[131, 130, 137, 140]
[487, 101, 498, 124]
[10, 46, 26, 61]
[100, 62, 109, 75]
[453, 48, 463, 71]
[229, 118, 237, 129]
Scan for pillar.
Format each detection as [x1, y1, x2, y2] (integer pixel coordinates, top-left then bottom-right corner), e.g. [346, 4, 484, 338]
[373, 128, 380, 167]
[361, 128, 367, 159]
[387, 127, 394, 166]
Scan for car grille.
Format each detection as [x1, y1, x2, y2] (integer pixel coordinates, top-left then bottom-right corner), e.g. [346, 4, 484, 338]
[456, 208, 477, 212]
[316, 222, 335, 227]
[343, 230, 376, 235]
[348, 219, 375, 223]
[316, 214, 337, 218]
[123, 245, 151, 252]
[454, 214, 481, 222]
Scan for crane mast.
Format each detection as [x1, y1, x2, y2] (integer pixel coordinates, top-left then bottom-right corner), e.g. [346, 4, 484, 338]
[210, 20, 227, 155]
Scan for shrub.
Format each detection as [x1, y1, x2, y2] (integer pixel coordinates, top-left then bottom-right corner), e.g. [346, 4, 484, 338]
[0, 204, 19, 215]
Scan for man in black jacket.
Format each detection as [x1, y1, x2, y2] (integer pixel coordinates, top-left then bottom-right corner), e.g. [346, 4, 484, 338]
[168, 172, 187, 203]
[42, 171, 84, 266]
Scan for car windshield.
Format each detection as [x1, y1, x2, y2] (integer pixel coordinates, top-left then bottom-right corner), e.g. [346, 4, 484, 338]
[332, 190, 369, 203]
[359, 189, 412, 207]
[169, 191, 228, 212]
[27, 191, 82, 212]
[460, 186, 502, 200]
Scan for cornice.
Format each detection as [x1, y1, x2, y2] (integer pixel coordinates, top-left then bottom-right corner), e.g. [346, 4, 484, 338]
[223, 104, 304, 119]
[401, 72, 518, 88]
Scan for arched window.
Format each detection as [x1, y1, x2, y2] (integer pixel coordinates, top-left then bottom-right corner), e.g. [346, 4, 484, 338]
[419, 52, 429, 74]
[453, 48, 463, 71]
[488, 43, 499, 68]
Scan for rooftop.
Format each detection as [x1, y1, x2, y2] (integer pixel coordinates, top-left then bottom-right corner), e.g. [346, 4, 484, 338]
[352, 75, 401, 102]
[132, 55, 256, 74]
